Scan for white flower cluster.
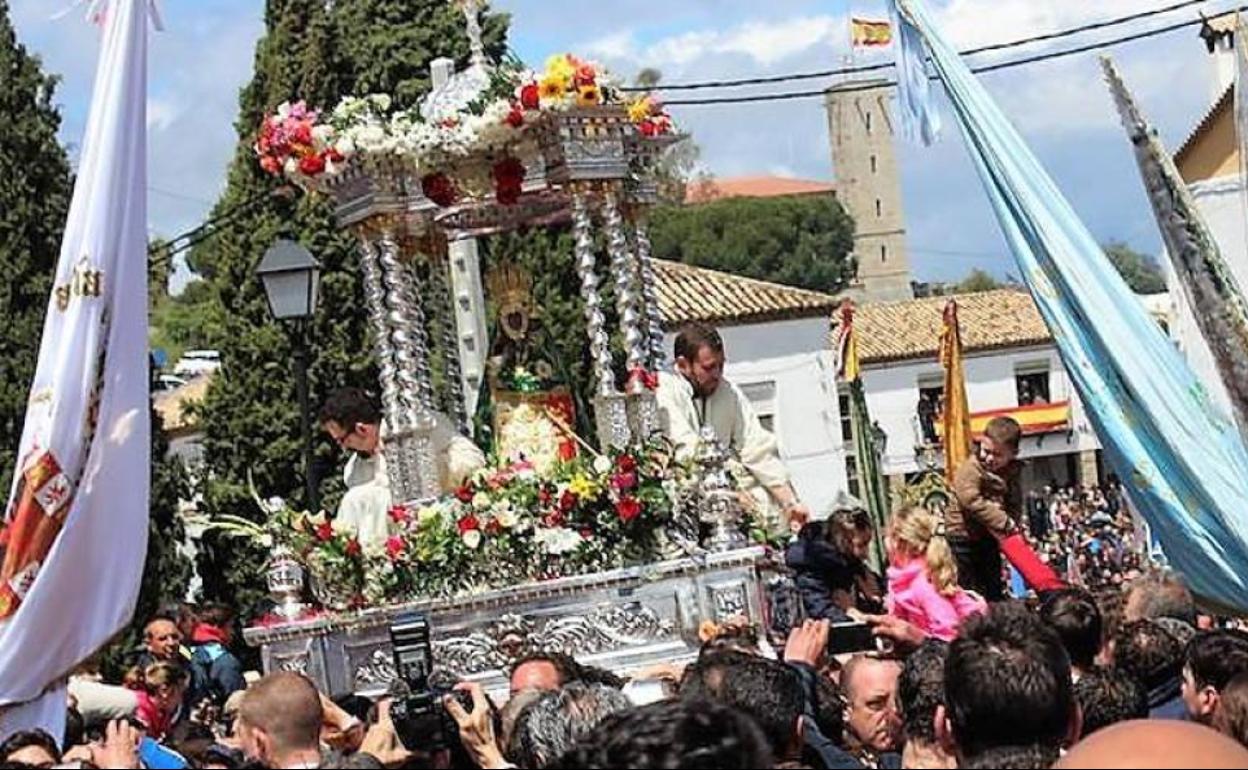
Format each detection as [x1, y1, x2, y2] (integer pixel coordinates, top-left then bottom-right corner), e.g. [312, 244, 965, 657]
[534, 525, 585, 555]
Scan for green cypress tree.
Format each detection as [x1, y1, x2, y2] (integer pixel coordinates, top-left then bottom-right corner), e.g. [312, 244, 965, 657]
[191, 0, 507, 615]
[0, 0, 73, 494]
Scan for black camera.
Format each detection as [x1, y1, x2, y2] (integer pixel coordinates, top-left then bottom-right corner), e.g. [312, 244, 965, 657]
[388, 611, 472, 752]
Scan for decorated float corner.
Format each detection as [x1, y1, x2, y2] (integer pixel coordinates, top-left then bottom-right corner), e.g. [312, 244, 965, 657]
[237, 0, 796, 696]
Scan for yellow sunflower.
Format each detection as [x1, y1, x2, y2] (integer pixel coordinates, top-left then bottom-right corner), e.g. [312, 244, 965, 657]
[577, 84, 602, 107]
[540, 73, 570, 102]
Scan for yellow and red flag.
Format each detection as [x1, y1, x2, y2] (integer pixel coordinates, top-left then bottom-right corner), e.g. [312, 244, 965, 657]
[939, 299, 972, 485]
[851, 17, 893, 48]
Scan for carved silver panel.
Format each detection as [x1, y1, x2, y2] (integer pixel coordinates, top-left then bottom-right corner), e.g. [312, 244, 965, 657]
[707, 580, 750, 622]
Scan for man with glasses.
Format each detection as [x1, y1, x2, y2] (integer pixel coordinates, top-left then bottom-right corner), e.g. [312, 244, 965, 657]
[319, 388, 484, 545]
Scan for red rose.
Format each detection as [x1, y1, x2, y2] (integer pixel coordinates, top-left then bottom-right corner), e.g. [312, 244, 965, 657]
[558, 440, 577, 462]
[639, 120, 659, 138]
[388, 505, 412, 524]
[457, 515, 480, 534]
[611, 472, 638, 492]
[455, 485, 475, 503]
[345, 538, 362, 556]
[520, 83, 541, 110]
[538, 486, 553, 506]
[616, 454, 638, 474]
[615, 497, 643, 522]
[298, 153, 326, 176]
[315, 522, 334, 541]
[506, 104, 525, 128]
[421, 172, 458, 207]
[559, 490, 578, 512]
[292, 121, 313, 147]
[385, 536, 405, 560]
[574, 63, 597, 87]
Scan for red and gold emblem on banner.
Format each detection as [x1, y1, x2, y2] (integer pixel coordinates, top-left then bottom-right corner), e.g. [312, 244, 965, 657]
[0, 451, 76, 620]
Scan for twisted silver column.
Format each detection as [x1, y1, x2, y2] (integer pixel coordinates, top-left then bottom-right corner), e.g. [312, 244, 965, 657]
[632, 218, 668, 370]
[602, 191, 647, 388]
[427, 244, 470, 434]
[572, 189, 631, 449]
[359, 233, 413, 498]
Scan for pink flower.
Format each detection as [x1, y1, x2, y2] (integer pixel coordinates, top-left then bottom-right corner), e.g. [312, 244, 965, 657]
[611, 472, 638, 492]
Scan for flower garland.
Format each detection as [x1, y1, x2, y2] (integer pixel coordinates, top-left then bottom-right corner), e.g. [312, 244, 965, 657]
[254, 53, 677, 204]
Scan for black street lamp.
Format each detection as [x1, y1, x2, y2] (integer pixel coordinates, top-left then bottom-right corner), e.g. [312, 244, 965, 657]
[257, 239, 321, 513]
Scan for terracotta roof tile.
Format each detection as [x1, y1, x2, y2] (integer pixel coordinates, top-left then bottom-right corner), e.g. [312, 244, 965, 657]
[653, 259, 840, 328]
[849, 289, 1051, 364]
[685, 175, 835, 204]
[1175, 84, 1232, 167]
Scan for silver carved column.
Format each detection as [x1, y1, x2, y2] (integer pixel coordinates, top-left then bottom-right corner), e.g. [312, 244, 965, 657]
[603, 190, 660, 443]
[425, 241, 470, 435]
[572, 188, 631, 449]
[372, 226, 442, 503]
[631, 218, 667, 371]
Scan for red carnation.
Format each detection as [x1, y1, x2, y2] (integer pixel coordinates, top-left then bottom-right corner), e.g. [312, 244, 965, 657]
[538, 486, 553, 506]
[315, 522, 334, 542]
[520, 82, 541, 110]
[616, 454, 638, 474]
[345, 538, 362, 557]
[611, 472, 638, 492]
[457, 515, 480, 534]
[421, 172, 458, 207]
[506, 104, 525, 128]
[455, 485, 475, 504]
[639, 120, 659, 138]
[298, 153, 326, 176]
[292, 121, 313, 147]
[559, 490, 578, 513]
[385, 536, 405, 560]
[558, 441, 577, 462]
[388, 505, 412, 524]
[615, 497, 643, 522]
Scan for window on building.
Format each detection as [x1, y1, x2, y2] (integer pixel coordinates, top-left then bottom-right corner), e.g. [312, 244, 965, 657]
[875, 198, 883, 218]
[845, 454, 860, 499]
[865, 111, 873, 134]
[917, 381, 945, 445]
[1015, 364, 1051, 406]
[880, 244, 887, 263]
[839, 393, 853, 445]
[741, 380, 778, 434]
[870, 155, 878, 174]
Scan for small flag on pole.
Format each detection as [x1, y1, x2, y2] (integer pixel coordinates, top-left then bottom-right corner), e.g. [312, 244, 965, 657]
[851, 17, 893, 48]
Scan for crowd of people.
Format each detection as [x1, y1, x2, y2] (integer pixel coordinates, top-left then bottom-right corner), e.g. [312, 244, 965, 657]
[1024, 483, 1152, 592]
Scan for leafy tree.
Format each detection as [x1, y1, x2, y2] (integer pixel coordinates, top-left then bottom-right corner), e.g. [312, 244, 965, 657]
[0, 0, 73, 495]
[150, 278, 228, 369]
[647, 194, 856, 293]
[955, 268, 1002, 294]
[1105, 241, 1166, 294]
[189, 0, 508, 616]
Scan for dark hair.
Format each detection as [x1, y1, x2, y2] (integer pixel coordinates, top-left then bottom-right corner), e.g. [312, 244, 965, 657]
[1113, 620, 1183, 692]
[63, 707, 84, 751]
[1040, 588, 1103, 671]
[984, 416, 1022, 453]
[679, 651, 805, 758]
[1126, 571, 1196, 626]
[511, 683, 632, 768]
[944, 603, 1073, 759]
[552, 699, 773, 769]
[509, 651, 624, 690]
[318, 387, 382, 428]
[1215, 672, 1248, 748]
[0, 729, 61, 764]
[826, 508, 873, 557]
[1073, 667, 1148, 736]
[197, 602, 235, 629]
[899, 639, 949, 745]
[1186, 630, 1248, 693]
[961, 743, 1060, 769]
[673, 323, 724, 363]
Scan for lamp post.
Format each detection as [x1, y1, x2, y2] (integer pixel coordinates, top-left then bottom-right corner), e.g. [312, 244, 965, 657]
[257, 239, 322, 514]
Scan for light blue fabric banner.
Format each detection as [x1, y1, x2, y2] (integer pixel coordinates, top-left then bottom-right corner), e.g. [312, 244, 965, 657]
[895, 0, 1248, 611]
[891, 0, 941, 145]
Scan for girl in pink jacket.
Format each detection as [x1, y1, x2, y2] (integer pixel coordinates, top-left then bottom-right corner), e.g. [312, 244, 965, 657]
[886, 506, 987, 641]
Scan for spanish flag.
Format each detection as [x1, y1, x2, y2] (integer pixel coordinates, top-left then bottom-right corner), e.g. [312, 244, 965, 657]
[939, 299, 972, 485]
[852, 17, 893, 48]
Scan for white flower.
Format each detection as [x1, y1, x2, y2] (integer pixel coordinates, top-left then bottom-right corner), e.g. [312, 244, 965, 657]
[331, 516, 354, 535]
[472, 492, 492, 510]
[373, 93, 393, 112]
[311, 124, 335, 150]
[593, 455, 613, 475]
[283, 157, 299, 176]
[462, 529, 483, 550]
[497, 508, 519, 529]
[534, 526, 584, 555]
[264, 496, 286, 515]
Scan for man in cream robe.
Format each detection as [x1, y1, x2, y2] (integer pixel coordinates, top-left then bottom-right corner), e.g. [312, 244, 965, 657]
[322, 388, 485, 546]
[656, 323, 810, 533]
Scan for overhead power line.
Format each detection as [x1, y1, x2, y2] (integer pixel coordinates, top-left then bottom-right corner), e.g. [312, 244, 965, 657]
[623, 0, 1219, 94]
[662, 7, 1245, 107]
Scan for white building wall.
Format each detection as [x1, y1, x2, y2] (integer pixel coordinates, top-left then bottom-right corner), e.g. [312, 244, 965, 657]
[664, 317, 849, 515]
[860, 344, 1101, 486]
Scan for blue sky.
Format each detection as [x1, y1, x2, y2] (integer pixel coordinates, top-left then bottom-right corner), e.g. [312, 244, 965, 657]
[10, 0, 1237, 287]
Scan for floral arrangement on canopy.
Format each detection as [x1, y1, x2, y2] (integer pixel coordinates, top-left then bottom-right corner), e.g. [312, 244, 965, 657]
[253, 53, 675, 206]
[214, 438, 701, 612]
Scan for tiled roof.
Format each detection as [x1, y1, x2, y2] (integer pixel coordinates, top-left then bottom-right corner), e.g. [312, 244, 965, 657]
[685, 175, 836, 204]
[154, 374, 212, 434]
[653, 259, 840, 328]
[849, 289, 1052, 365]
[1175, 84, 1232, 168]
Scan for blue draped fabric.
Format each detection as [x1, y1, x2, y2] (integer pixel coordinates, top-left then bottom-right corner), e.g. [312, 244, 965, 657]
[891, 0, 941, 145]
[893, 0, 1248, 611]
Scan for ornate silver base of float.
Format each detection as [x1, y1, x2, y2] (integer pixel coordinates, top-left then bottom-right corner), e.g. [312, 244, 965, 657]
[244, 547, 787, 699]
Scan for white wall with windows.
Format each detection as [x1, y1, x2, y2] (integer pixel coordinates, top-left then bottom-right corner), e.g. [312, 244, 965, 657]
[856, 344, 1102, 487]
[664, 316, 850, 516]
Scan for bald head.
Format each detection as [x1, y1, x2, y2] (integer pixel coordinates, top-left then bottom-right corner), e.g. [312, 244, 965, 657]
[239, 672, 323, 757]
[1057, 720, 1248, 769]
